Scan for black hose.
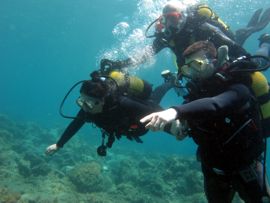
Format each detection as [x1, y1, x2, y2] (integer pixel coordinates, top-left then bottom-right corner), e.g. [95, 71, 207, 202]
[59, 74, 121, 120]
[229, 55, 270, 73]
[59, 80, 86, 119]
[145, 18, 160, 38]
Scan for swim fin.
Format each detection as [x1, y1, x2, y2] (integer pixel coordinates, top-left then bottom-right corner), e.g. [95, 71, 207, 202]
[247, 8, 263, 28]
[235, 8, 270, 46]
[259, 7, 270, 28]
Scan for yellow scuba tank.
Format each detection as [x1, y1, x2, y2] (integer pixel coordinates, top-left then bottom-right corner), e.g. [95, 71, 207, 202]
[108, 71, 152, 99]
[196, 4, 230, 31]
[250, 71, 270, 137]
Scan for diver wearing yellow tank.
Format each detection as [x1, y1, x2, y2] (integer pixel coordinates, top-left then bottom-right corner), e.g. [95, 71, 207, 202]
[46, 68, 182, 157]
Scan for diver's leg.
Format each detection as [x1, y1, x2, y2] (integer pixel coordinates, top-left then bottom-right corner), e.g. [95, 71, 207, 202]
[234, 160, 270, 203]
[150, 70, 183, 104]
[201, 163, 235, 203]
[150, 82, 173, 104]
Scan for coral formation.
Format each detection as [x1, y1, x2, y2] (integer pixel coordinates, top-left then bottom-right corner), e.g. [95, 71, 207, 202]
[0, 114, 240, 202]
[68, 161, 108, 193]
[0, 186, 21, 203]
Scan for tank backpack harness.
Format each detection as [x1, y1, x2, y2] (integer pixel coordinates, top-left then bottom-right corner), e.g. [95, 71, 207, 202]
[215, 55, 270, 139]
[214, 55, 270, 195]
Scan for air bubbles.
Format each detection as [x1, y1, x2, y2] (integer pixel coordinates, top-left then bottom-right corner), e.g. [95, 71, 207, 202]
[112, 22, 130, 38]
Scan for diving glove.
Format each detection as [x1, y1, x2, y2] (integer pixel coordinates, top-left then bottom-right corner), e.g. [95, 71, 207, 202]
[140, 108, 178, 131]
[235, 7, 270, 46]
[45, 144, 59, 155]
[164, 119, 188, 140]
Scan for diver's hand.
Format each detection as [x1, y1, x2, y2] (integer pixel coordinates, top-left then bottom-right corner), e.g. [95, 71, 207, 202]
[45, 144, 59, 156]
[140, 108, 178, 131]
[168, 119, 188, 140]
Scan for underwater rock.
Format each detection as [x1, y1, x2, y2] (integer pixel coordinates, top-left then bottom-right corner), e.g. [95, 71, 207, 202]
[138, 157, 154, 169]
[184, 170, 204, 195]
[0, 186, 21, 203]
[68, 161, 108, 193]
[17, 158, 32, 177]
[84, 192, 114, 203]
[23, 153, 50, 176]
[31, 163, 51, 177]
[18, 192, 79, 203]
[138, 174, 167, 197]
[0, 129, 15, 151]
[110, 158, 139, 184]
[0, 114, 210, 202]
[0, 129, 14, 139]
[183, 192, 207, 203]
[0, 114, 17, 133]
[173, 178, 188, 195]
[110, 183, 155, 203]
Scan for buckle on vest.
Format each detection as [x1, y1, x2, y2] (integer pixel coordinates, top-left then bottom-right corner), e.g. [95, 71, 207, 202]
[239, 164, 257, 183]
[212, 168, 226, 175]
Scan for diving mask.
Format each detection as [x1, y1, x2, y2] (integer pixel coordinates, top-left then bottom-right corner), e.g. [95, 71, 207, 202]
[181, 56, 215, 80]
[162, 12, 182, 28]
[76, 94, 104, 114]
[155, 11, 186, 34]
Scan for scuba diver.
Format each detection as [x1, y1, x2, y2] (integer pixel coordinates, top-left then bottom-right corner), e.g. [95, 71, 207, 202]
[101, 1, 270, 75]
[45, 68, 187, 157]
[140, 41, 270, 202]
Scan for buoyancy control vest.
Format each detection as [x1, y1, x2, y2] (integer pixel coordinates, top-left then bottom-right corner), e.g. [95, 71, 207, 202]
[215, 57, 270, 138]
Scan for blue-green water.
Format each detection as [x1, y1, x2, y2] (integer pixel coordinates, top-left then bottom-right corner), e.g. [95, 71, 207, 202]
[1, 0, 270, 188]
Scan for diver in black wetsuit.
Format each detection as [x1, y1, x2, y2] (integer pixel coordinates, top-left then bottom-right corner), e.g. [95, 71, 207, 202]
[45, 71, 186, 156]
[100, 2, 270, 74]
[140, 41, 270, 202]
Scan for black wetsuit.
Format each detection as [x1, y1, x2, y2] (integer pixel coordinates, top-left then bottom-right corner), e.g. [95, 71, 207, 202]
[57, 95, 162, 148]
[172, 80, 267, 202]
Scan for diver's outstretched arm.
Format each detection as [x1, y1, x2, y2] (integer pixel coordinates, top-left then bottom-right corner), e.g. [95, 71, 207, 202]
[235, 8, 270, 46]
